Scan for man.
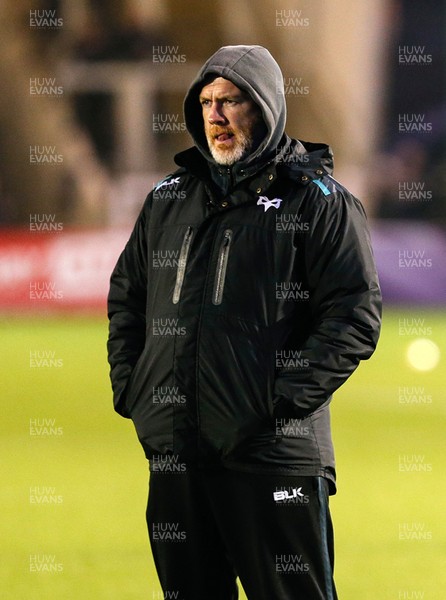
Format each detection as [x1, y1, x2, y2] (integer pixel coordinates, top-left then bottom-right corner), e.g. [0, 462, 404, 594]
[108, 45, 381, 599]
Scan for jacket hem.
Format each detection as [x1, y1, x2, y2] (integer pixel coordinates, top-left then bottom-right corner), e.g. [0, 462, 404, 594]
[221, 460, 337, 493]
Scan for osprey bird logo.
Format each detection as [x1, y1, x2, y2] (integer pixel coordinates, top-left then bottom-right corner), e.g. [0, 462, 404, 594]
[257, 195, 283, 212]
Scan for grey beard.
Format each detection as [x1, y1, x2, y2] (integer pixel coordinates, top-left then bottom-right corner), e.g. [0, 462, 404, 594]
[207, 130, 253, 166]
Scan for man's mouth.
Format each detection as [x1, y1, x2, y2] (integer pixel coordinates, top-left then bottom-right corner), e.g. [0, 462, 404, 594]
[214, 132, 234, 142]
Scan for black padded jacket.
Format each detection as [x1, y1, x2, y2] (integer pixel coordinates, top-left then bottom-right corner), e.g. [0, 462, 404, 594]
[107, 135, 382, 493]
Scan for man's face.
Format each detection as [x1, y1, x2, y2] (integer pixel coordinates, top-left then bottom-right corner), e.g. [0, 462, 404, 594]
[200, 77, 265, 165]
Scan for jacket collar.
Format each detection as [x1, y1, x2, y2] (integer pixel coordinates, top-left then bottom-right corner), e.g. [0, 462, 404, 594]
[174, 135, 334, 197]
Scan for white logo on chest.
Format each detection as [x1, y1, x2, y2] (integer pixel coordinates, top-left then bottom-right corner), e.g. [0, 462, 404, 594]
[257, 195, 283, 212]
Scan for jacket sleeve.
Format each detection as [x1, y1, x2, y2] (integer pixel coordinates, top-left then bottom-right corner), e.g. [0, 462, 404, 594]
[273, 186, 382, 418]
[107, 202, 149, 418]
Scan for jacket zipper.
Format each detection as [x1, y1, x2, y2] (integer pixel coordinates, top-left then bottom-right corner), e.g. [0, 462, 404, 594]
[212, 229, 233, 305]
[172, 226, 194, 304]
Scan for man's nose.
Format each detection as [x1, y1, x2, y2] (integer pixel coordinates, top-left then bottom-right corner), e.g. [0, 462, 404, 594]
[208, 103, 226, 124]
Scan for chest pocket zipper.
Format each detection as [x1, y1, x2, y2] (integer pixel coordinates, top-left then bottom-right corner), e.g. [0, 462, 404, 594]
[212, 229, 233, 305]
[173, 226, 194, 304]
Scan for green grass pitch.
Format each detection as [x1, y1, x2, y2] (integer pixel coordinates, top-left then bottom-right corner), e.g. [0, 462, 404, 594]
[1, 308, 444, 599]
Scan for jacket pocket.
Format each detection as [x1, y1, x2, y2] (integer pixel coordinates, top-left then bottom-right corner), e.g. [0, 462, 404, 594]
[212, 229, 232, 305]
[125, 337, 176, 454]
[123, 346, 149, 414]
[172, 226, 194, 304]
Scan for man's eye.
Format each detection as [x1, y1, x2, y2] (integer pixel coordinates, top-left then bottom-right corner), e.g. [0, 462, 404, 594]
[201, 99, 210, 106]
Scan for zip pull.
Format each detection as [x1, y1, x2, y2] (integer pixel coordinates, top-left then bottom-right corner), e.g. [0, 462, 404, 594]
[212, 229, 233, 305]
[173, 226, 194, 304]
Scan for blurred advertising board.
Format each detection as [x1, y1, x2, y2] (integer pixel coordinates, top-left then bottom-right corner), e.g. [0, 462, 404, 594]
[0, 222, 444, 312]
[0, 228, 129, 311]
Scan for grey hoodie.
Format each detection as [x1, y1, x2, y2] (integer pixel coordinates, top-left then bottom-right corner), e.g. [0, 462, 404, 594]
[183, 45, 287, 167]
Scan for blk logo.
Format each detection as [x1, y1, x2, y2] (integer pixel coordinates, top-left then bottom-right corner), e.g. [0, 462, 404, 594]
[155, 176, 181, 191]
[273, 487, 304, 502]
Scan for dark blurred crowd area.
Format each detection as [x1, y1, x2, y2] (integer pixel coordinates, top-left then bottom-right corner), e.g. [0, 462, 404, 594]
[0, 0, 445, 224]
[371, 0, 446, 222]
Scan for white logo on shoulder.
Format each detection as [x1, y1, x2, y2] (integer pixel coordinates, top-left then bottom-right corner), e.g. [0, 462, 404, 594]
[155, 176, 181, 191]
[257, 195, 283, 212]
[273, 487, 304, 502]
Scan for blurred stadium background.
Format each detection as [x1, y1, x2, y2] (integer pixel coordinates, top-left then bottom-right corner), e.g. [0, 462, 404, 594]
[1, 1, 445, 598]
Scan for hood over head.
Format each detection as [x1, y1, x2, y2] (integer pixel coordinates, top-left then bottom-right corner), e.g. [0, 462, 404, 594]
[184, 45, 287, 166]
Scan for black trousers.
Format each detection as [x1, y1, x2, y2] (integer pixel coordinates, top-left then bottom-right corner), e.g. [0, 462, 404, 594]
[147, 467, 338, 600]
